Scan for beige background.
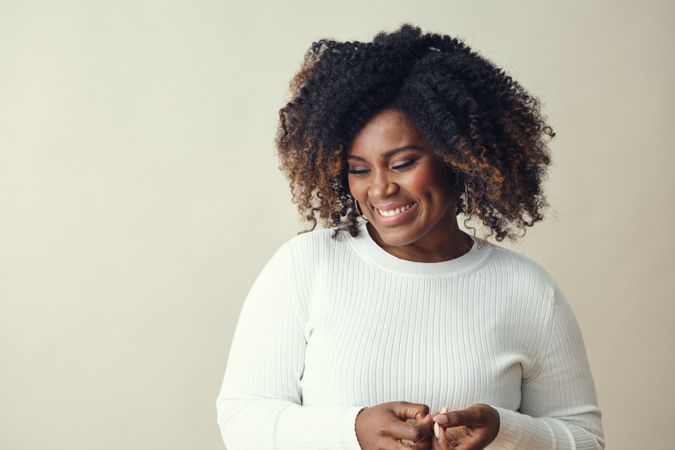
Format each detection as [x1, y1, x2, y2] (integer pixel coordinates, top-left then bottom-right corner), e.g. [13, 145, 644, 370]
[1, 1, 673, 449]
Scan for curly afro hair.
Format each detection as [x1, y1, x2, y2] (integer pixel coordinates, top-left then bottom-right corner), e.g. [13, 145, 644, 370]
[275, 23, 555, 242]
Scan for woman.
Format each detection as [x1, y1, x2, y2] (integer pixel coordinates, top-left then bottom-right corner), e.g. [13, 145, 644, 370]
[216, 24, 604, 450]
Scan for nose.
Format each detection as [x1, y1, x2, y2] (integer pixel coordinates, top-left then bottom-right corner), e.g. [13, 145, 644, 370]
[370, 171, 399, 199]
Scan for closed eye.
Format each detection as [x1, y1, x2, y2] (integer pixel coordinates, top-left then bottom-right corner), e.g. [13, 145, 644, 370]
[392, 159, 416, 170]
[347, 167, 368, 175]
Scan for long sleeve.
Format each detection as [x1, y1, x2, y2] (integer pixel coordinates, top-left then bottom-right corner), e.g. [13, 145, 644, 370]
[215, 241, 364, 450]
[489, 285, 605, 449]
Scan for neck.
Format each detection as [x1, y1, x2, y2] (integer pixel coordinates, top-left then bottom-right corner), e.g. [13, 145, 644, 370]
[366, 220, 473, 263]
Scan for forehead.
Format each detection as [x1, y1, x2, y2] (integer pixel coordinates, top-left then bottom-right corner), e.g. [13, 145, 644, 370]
[348, 109, 426, 156]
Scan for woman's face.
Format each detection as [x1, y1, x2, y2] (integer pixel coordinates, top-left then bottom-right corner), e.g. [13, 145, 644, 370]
[347, 108, 460, 253]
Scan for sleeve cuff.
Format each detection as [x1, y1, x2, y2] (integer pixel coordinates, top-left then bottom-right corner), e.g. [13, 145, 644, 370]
[490, 406, 526, 448]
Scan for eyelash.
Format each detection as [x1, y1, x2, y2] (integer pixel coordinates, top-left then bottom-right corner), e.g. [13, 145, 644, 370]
[348, 159, 417, 175]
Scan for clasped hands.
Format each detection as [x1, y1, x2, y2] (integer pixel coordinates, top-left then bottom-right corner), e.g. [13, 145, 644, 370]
[354, 401, 500, 450]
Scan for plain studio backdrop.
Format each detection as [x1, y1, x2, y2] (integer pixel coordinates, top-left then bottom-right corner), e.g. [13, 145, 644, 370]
[1, 1, 673, 449]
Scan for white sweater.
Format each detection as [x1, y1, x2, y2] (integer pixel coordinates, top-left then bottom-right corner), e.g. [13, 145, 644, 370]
[216, 221, 604, 449]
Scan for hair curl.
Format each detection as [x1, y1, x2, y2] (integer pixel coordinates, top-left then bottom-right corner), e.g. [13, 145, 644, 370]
[275, 23, 555, 242]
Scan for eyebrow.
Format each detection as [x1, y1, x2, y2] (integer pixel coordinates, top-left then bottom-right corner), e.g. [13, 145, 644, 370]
[347, 145, 422, 161]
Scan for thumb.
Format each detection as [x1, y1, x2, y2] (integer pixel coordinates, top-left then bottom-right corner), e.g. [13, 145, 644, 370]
[391, 401, 430, 422]
[433, 407, 479, 428]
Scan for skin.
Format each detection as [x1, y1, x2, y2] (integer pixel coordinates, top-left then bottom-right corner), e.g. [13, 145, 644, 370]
[431, 404, 500, 450]
[346, 108, 473, 263]
[348, 108, 500, 449]
[354, 402, 435, 450]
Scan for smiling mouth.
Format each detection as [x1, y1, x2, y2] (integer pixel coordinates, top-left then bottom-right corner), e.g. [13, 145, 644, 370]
[375, 202, 416, 217]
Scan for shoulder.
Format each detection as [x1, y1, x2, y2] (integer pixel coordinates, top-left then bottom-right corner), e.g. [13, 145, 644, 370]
[483, 243, 559, 310]
[249, 227, 340, 278]
[484, 245, 567, 376]
[265, 225, 355, 281]
[488, 244, 558, 288]
[270, 225, 353, 300]
[281, 224, 353, 260]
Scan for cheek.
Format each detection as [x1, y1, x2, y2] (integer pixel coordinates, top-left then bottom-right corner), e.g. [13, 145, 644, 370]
[347, 177, 365, 200]
[406, 165, 446, 195]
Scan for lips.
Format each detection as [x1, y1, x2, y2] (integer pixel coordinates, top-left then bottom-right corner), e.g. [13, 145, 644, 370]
[368, 201, 419, 227]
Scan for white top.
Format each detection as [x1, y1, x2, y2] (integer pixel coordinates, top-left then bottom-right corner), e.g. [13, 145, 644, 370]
[216, 221, 604, 449]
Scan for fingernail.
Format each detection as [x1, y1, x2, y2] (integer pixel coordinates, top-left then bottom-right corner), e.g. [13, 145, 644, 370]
[441, 406, 448, 413]
[434, 422, 440, 439]
[433, 414, 448, 425]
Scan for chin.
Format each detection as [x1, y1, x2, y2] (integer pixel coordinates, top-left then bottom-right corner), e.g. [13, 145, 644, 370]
[372, 222, 424, 247]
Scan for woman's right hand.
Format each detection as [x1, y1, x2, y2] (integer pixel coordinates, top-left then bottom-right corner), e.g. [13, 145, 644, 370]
[355, 401, 435, 450]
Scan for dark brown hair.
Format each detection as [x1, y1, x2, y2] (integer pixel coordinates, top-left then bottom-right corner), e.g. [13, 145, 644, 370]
[275, 23, 555, 242]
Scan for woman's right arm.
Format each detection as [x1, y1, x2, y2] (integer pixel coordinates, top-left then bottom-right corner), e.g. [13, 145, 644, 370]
[215, 241, 365, 450]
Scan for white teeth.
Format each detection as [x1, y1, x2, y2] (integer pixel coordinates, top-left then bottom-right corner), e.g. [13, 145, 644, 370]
[377, 202, 414, 217]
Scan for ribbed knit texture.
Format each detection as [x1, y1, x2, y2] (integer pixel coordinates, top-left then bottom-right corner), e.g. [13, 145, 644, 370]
[216, 221, 604, 449]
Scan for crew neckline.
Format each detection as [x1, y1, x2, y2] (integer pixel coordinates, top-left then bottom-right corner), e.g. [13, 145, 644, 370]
[346, 220, 494, 276]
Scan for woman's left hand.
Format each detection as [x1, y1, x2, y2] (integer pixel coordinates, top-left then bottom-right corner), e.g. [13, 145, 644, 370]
[431, 403, 500, 450]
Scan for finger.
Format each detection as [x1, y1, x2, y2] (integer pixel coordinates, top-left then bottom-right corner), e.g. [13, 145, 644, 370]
[455, 438, 481, 450]
[394, 437, 415, 450]
[436, 406, 448, 442]
[393, 401, 431, 422]
[400, 437, 416, 448]
[453, 430, 487, 450]
[385, 419, 425, 442]
[388, 402, 432, 442]
[443, 427, 467, 448]
[431, 406, 450, 449]
[437, 422, 451, 448]
[411, 434, 432, 450]
[431, 428, 447, 450]
[414, 412, 435, 437]
[433, 408, 480, 428]
[396, 435, 431, 450]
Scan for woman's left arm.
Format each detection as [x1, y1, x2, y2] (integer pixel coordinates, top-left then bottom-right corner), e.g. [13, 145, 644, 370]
[489, 284, 604, 449]
[434, 285, 605, 450]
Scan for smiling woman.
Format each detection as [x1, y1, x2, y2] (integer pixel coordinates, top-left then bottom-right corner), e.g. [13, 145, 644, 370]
[346, 108, 472, 263]
[216, 23, 604, 450]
